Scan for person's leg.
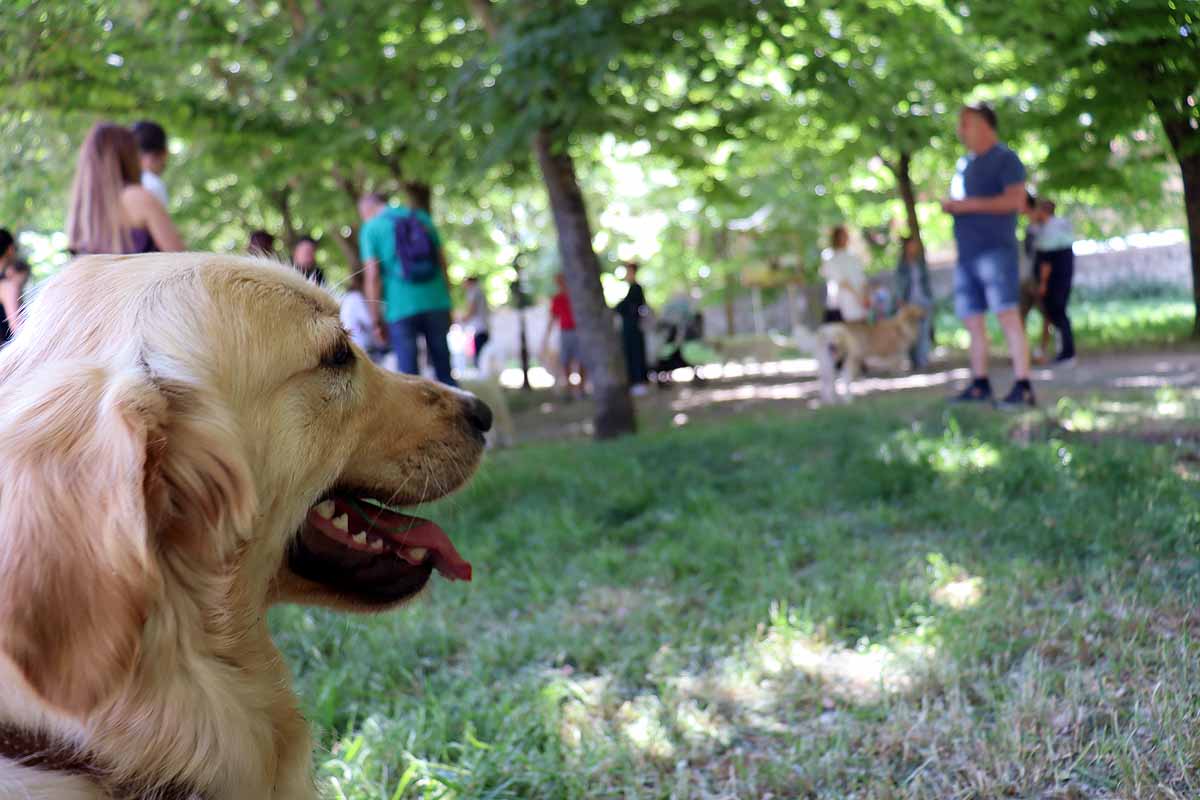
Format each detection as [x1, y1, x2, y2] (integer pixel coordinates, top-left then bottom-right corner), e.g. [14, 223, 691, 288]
[473, 330, 490, 368]
[954, 256, 991, 378]
[559, 331, 578, 398]
[389, 317, 420, 376]
[421, 309, 457, 386]
[996, 308, 1031, 379]
[912, 311, 932, 369]
[620, 320, 639, 384]
[978, 247, 1031, 381]
[631, 328, 648, 384]
[1044, 253, 1075, 360]
[964, 313, 990, 376]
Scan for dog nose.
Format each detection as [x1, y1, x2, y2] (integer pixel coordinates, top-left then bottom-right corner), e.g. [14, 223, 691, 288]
[463, 396, 493, 433]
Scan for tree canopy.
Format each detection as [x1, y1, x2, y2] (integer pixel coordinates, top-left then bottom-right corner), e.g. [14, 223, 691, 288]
[0, 1, 1193, 328]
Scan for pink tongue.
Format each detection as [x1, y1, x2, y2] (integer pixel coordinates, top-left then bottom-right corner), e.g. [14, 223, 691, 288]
[341, 499, 472, 582]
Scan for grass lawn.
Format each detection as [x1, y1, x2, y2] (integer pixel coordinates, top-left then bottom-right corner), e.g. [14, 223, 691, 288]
[271, 387, 1200, 799]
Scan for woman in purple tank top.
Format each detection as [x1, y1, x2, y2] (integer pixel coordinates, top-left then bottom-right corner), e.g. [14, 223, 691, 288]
[67, 122, 184, 256]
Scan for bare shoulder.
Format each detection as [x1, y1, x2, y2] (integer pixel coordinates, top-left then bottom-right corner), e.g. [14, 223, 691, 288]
[121, 183, 158, 208]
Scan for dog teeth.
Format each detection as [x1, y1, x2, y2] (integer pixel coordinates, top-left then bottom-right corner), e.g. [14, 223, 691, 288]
[314, 501, 335, 519]
[352, 531, 367, 545]
[332, 514, 350, 532]
[369, 538, 384, 551]
[405, 547, 428, 562]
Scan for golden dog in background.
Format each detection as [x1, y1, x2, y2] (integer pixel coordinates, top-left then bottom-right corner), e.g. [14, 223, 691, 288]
[819, 304, 929, 399]
[0, 254, 489, 799]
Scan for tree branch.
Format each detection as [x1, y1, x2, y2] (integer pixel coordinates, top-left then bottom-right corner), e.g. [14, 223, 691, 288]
[468, 0, 501, 38]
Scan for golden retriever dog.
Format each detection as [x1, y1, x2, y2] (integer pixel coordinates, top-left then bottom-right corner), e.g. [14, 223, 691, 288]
[0, 254, 490, 799]
[820, 304, 928, 399]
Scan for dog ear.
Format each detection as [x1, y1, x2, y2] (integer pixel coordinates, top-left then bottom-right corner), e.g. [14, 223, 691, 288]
[146, 382, 256, 566]
[0, 365, 166, 714]
[0, 364, 254, 715]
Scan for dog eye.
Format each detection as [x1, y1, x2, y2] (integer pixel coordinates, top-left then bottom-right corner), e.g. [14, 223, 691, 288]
[322, 340, 355, 369]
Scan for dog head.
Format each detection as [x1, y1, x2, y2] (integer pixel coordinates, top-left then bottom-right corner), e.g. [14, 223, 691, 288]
[0, 254, 487, 715]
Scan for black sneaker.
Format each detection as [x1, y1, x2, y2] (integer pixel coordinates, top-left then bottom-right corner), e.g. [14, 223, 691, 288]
[998, 381, 1036, 408]
[951, 381, 994, 404]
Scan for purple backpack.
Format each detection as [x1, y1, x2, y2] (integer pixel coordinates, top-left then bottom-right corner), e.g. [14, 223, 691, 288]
[392, 211, 438, 283]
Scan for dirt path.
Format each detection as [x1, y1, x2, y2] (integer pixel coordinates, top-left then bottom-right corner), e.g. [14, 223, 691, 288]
[506, 348, 1200, 444]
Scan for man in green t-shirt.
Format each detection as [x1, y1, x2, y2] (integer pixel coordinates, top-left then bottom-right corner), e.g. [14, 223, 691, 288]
[358, 192, 456, 386]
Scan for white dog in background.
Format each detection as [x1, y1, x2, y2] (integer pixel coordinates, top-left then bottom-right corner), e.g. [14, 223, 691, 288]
[792, 325, 840, 404]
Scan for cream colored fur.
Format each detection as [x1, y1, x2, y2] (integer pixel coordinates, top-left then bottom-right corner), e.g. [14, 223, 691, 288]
[0, 253, 484, 799]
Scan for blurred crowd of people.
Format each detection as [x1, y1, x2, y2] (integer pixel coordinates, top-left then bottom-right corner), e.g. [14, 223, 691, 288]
[4, 102, 1076, 403]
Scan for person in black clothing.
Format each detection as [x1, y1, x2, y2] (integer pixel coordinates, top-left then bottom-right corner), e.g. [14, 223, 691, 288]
[615, 261, 650, 392]
[1032, 199, 1076, 364]
[0, 229, 29, 344]
[291, 235, 326, 286]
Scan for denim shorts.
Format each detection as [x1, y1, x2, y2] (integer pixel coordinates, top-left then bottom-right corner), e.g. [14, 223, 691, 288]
[559, 329, 583, 368]
[954, 246, 1020, 318]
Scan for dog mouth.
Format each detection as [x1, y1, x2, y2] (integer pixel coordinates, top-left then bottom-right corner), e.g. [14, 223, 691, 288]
[286, 491, 471, 605]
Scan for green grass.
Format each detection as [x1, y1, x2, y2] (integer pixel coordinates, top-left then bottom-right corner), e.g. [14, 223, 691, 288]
[271, 388, 1200, 799]
[934, 282, 1195, 353]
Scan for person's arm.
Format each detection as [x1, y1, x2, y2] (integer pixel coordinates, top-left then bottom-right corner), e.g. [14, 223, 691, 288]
[364, 259, 385, 338]
[542, 304, 558, 352]
[129, 187, 185, 251]
[1038, 260, 1052, 297]
[942, 182, 1027, 216]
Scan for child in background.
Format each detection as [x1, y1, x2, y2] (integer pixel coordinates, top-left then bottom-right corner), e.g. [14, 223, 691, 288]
[340, 270, 386, 363]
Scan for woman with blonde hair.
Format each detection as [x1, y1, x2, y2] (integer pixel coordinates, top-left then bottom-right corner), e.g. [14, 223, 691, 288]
[67, 122, 184, 255]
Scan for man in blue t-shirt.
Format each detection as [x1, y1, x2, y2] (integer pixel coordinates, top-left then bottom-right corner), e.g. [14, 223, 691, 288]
[358, 192, 456, 386]
[941, 103, 1035, 407]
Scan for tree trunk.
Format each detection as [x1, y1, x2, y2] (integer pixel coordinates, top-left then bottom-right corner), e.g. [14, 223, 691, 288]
[332, 226, 362, 277]
[892, 151, 923, 249]
[715, 226, 735, 335]
[1180, 154, 1200, 337]
[403, 181, 433, 216]
[469, 0, 634, 438]
[1155, 101, 1200, 336]
[533, 127, 636, 438]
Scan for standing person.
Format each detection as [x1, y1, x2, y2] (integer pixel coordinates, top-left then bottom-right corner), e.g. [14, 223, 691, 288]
[614, 261, 650, 395]
[339, 270, 385, 363]
[460, 275, 491, 366]
[543, 273, 586, 400]
[67, 122, 185, 255]
[132, 120, 170, 208]
[820, 225, 869, 323]
[291, 236, 326, 286]
[358, 192, 456, 386]
[1033, 198, 1077, 365]
[0, 229, 29, 343]
[248, 229, 277, 259]
[894, 234, 934, 368]
[941, 102, 1034, 407]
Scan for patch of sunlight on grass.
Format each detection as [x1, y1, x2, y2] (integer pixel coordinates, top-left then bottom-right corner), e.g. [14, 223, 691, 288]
[878, 422, 1003, 475]
[927, 552, 985, 610]
[550, 602, 939, 763]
